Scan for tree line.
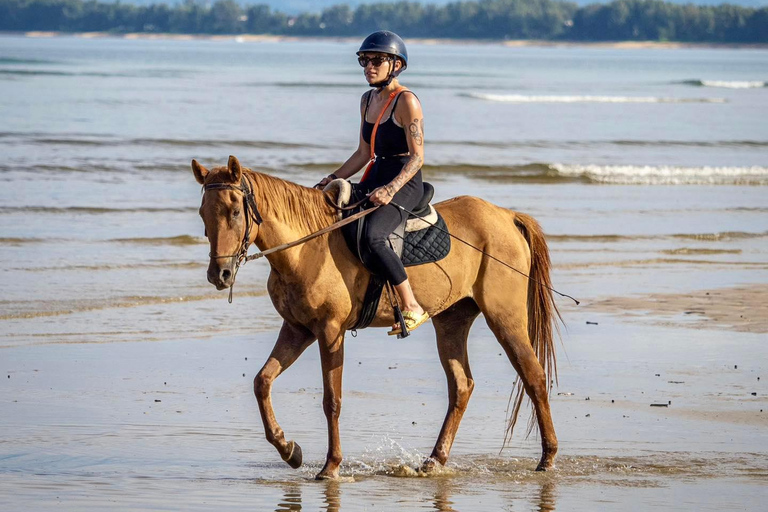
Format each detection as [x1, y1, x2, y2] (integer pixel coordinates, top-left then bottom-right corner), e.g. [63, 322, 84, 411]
[1, 0, 766, 43]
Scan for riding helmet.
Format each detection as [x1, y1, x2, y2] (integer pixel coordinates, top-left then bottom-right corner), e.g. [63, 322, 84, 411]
[357, 30, 408, 71]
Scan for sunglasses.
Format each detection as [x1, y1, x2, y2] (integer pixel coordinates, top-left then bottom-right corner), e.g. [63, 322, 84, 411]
[358, 55, 392, 68]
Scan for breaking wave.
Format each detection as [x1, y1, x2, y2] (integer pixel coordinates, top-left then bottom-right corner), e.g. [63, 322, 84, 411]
[549, 163, 768, 185]
[418, 162, 768, 185]
[679, 79, 767, 89]
[462, 92, 727, 104]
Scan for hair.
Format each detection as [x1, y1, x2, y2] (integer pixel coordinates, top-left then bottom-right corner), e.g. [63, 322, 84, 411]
[204, 167, 336, 235]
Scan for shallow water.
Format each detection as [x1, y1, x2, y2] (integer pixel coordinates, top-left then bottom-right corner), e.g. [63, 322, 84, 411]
[0, 35, 767, 510]
[2, 321, 766, 510]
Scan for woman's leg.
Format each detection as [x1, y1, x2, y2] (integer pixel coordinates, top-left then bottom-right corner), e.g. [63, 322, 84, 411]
[393, 279, 424, 316]
[361, 203, 425, 327]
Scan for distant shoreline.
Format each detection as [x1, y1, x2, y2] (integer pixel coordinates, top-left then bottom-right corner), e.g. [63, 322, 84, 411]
[9, 31, 768, 50]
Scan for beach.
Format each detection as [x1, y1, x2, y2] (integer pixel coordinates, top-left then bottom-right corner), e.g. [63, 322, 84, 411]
[2, 294, 766, 510]
[1, 34, 767, 510]
[20, 30, 768, 49]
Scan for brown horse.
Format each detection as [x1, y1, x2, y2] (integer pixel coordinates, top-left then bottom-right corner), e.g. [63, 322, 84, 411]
[193, 155, 561, 479]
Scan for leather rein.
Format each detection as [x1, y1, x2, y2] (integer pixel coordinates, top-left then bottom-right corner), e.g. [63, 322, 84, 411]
[203, 176, 263, 303]
[203, 175, 377, 303]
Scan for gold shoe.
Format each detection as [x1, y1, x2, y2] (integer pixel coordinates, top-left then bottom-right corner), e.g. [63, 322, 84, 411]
[388, 310, 430, 336]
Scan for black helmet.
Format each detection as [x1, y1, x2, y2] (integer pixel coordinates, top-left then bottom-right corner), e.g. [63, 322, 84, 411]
[357, 30, 408, 87]
[357, 30, 408, 71]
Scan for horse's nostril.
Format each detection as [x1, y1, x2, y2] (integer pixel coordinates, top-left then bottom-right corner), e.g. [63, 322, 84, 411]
[221, 269, 232, 281]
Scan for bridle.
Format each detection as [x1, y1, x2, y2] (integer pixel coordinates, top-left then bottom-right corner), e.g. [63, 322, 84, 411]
[203, 175, 263, 302]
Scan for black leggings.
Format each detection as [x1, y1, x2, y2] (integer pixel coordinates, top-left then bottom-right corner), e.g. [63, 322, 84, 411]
[358, 167, 423, 285]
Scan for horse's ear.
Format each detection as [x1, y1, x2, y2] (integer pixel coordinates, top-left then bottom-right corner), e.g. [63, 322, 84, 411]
[191, 159, 208, 184]
[228, 155, 243, 183]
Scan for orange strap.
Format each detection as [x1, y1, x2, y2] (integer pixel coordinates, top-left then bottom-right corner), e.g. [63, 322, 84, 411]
[360, 86, 406, 183]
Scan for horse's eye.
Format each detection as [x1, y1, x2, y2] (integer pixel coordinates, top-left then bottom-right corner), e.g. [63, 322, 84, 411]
[233, 209, 241, 218]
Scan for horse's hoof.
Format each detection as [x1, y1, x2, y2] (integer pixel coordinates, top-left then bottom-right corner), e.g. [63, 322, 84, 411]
[282, 440, 303, 469]
[536, 455, 555, 471]
[535, 459, 555, 472]
[419, 457, 439, 474]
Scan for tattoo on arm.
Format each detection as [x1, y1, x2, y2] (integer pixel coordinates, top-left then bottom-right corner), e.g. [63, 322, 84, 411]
[386, 154, 423, 196]
[408, 119, 423, 146]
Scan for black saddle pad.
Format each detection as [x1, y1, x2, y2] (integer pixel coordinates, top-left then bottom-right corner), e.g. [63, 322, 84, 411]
[402, 213, 451, 267]
[341, 202, 451, 272]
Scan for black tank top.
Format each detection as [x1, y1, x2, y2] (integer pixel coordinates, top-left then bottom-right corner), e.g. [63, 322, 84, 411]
[361, 90, 412, 157]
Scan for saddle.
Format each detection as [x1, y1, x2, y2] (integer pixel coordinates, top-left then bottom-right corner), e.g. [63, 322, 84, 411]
[324, 179, 451, 330]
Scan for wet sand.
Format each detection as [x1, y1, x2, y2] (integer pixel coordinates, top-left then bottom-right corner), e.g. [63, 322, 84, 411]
[592, 284, 768, 334]
[1, 291, 766, 510]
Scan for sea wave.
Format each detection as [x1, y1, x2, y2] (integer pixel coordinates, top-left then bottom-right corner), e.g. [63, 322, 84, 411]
[291, 161, 768, 185]
[420, 162, 768, 185]
[0, 206, 196, 214]
[679, 79, 767, 89]
[0, 57, 57, 65]
[5, 134, 323, 150]
[429, 139, 768, 149]
[0, 68, 189, 79]
[462, 92, 726, 104]
[550, 163, 768, 185]
[548, 231, 767, 243]
[110, 235, 206, 246]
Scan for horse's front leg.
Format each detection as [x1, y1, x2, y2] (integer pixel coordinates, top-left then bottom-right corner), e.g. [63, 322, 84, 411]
[315, 326, 345, 480]
[254, 320, 316, 468]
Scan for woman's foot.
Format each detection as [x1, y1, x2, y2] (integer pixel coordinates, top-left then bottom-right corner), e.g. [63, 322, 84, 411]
[388, 307, 429, 336]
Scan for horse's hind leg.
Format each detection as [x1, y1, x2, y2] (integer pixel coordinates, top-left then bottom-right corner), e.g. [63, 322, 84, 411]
[254, 320, 316, 468]
[483, 305, 558, 471]
[425, 298, 481, 472]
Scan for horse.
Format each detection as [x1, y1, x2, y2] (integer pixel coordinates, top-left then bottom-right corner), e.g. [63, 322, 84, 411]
[192, 155, 561, 479]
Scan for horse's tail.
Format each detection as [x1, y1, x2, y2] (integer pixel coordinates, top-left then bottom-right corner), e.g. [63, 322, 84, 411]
[504, 212, 563, 445]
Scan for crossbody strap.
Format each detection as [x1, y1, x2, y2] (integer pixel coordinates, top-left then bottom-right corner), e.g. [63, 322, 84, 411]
[360, 86, 406, 183]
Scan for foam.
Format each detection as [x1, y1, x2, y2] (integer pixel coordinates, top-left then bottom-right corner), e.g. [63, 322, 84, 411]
[550, 163, 768, 185]
[463, 92, 726, 104]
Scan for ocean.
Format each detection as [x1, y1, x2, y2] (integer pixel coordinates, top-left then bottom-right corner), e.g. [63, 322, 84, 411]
[0, 34, 766, 510]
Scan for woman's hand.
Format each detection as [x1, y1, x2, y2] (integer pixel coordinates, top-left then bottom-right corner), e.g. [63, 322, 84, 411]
[314, 174, 338, 190]
[368, 185, 395, 206]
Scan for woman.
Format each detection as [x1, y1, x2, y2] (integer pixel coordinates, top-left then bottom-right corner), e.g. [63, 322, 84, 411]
[316, 31, 428, 336]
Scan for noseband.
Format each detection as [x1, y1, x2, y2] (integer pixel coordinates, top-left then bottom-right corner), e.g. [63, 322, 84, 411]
[203, 176, 263, 302]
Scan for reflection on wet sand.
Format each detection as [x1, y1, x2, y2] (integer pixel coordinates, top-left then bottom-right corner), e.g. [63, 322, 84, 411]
[536, 480, 557, 512]
[323, 480, 342, 512]
[275, 484, 302, 511]
[276, 481, 342, 512]
[272, 477, 559, 512]
[432, 478, 457, 511]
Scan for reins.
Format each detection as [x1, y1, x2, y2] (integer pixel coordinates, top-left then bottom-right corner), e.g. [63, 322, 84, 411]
[389, 201, 580, 306]
[205, 176, 578, 306]
[245, 204, 379, 262]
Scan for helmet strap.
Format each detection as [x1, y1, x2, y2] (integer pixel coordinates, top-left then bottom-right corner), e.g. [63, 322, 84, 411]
[369, 57, 396, 88]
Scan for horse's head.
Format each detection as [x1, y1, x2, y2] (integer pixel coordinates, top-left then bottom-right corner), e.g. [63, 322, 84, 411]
[193, 155, 260, 291]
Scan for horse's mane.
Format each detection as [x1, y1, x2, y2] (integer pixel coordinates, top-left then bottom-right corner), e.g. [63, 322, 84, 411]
[205, 167, 336, 234]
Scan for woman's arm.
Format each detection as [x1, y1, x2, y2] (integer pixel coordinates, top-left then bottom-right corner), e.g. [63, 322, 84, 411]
[315, 92, 372, 189]
[369, 91, 424, 205]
